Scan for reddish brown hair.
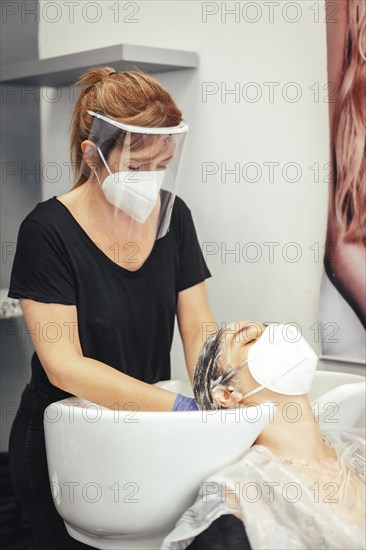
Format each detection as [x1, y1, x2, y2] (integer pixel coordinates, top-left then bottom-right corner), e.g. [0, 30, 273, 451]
[69, 68, 183, 189]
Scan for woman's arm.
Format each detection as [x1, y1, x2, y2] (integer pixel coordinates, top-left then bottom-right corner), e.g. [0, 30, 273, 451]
[177, 281, 216, 383]
[20, 298, 177, 411]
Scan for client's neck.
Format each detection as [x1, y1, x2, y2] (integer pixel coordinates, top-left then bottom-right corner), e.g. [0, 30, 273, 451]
[253, 395, 334, 462]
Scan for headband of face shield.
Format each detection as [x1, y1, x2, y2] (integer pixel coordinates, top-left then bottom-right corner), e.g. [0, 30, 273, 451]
[80, 110, 188, 240]
[211, 324, 318, 400]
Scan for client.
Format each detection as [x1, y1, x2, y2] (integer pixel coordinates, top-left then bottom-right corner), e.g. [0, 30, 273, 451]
[161, 321, 365, 550]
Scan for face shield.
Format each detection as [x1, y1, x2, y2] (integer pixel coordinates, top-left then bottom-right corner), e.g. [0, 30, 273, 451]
[80, 110, 188, 241]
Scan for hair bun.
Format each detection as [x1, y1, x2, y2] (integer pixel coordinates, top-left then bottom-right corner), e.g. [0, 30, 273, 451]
[76, 66, 117, 89]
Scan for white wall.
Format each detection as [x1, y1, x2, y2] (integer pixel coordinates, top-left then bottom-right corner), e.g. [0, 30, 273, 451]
[39, 1, 346, 379]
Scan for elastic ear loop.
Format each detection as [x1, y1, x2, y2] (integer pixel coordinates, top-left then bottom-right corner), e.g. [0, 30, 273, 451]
[210, 359, 253, 399]
[96, 146, 112, 176]
[240, 357, 309, 399]
[225, 359, 267, 399]
[89, 146, 112, 189]
[96, 146, 140, 185]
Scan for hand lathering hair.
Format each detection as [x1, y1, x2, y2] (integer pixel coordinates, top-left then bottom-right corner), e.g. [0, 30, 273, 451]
[192, 328, 245, 410]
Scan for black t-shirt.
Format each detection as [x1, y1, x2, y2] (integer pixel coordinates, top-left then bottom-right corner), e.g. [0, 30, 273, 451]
[8, 194, 211, 408]
[186, 514, 252, 550]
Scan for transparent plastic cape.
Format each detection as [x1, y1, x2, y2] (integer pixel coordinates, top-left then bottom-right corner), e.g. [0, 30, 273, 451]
[161, 430, 366, 550]
[79, 111, 188, 242]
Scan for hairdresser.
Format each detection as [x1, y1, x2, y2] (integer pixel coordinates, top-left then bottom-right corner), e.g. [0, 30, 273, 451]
[7, 68, 215, 549]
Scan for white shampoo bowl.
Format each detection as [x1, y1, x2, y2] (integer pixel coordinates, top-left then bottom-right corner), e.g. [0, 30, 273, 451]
[309, 371, 366, 430]
[43, 372, 365, 549]
[43, 382, 271, 550]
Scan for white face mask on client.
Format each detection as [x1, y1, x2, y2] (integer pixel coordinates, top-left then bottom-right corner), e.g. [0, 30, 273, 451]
[218, 324, 318, 399]
[95, 146, 164, 223]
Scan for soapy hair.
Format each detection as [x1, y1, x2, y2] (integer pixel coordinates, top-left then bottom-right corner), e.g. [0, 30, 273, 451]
[193, 329, 224, 410]
[333, 0, 366, 243]
[193, 328, 248, 411]
[69, 68, 183, 188]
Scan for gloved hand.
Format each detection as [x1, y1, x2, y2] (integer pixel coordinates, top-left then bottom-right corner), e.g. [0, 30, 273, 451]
[172, 393, 199, 411]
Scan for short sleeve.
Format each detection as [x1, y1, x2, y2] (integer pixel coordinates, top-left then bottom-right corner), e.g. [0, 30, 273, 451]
[7, 219, 77, 305]
[177, 203, 212, 292]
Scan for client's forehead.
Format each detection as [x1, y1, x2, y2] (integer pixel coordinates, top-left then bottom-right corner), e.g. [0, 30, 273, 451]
[222, 321, 265, 341]
[225, 320, 258, 331]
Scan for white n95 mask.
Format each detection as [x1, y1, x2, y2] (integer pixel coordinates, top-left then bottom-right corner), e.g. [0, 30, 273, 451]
[232, 324, 318, 398]
[96, 147, 164, 223]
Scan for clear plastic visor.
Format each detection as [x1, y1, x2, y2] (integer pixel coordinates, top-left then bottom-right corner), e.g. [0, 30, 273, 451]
[78, 110, 188, 246]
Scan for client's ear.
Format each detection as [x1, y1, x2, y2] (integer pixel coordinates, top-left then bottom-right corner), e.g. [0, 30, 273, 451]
[211, 384, 244, 408]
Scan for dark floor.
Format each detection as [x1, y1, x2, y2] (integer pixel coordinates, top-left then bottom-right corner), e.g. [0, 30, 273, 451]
[1, 533, 35, 550]
[1, 452, 35, 550]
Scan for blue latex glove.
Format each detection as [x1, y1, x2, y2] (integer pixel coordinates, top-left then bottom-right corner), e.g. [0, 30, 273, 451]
[172, 393, 199, 411]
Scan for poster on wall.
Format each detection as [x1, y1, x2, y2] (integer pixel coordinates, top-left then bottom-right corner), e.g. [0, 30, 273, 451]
[320, 0, 366, 363]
